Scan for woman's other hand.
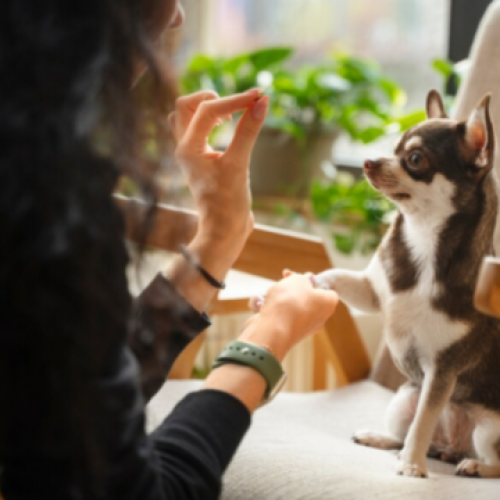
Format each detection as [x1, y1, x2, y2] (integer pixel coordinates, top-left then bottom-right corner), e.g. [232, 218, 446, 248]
[205, 271, 339, 411]
[170, 89, 268, 263]
[239, 272, 339, 361]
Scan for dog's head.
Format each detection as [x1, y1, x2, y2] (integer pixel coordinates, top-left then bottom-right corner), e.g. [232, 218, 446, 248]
[363, 90, 495, 215]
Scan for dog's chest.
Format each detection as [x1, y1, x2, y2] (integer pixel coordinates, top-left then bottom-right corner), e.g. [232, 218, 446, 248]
[373, 219, 469, 374]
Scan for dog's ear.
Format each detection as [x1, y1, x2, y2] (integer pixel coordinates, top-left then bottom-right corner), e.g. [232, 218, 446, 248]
[465, 93, 494, 168]
[426, 90, 448, 119]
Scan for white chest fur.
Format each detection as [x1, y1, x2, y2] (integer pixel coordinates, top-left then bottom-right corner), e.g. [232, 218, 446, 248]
[369, 208, 470, 370]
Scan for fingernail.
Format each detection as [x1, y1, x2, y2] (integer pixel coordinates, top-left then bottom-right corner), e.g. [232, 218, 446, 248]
[204, 91, 219, 100]
[252, 96, 268, 120]
[246, 88, 264, 95]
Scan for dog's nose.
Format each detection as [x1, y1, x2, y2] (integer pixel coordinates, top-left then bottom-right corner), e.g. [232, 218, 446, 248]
[363, 159, 380, 172]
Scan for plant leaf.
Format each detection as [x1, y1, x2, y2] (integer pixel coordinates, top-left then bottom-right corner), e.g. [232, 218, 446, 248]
[223, 53, 251, 73]
[356, 126, 386, 144]
[333, 233, 357, 254]
[378, 78, 407, 107]
[432, 58, 454, 79]
[315, 73, 352, 92]
[393, 109, 427, 131]
[187, 54, 218, 72]
[249, 47, 294, 71]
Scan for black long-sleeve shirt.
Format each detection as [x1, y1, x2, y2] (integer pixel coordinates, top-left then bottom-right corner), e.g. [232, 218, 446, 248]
[0, 274, 251, 499]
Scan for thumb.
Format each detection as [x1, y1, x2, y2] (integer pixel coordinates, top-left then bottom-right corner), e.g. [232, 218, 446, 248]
[225, 95, 269, 164]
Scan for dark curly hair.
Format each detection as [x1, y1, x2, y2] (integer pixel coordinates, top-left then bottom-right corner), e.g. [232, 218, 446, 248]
[0, 0, 177, 494]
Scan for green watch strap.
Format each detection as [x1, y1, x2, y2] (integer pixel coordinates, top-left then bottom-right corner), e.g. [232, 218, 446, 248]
[211, 340, 285, 399]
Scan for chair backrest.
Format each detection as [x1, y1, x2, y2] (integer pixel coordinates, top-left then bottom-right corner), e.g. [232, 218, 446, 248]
[117, 194, 372, 386]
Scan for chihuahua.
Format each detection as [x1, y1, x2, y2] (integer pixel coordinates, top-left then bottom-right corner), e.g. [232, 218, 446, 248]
[313, 90, 500, 478]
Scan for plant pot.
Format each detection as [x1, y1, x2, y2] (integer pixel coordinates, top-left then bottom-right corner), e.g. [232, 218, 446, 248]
[250, 127, 339, 198]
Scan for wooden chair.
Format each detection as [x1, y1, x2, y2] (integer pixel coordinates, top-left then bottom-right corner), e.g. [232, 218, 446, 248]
[117, 194, 372, 390]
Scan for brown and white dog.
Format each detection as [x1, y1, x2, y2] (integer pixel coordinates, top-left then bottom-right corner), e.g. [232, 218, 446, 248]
[313, 90, 500, 478]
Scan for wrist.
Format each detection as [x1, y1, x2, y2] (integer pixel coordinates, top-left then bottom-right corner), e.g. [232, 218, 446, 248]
[204, 363, 267, 412]
[211, 339, 287, 405]
[188, 230, 244, 282]
[238, 315, 291, 362]
[196, 214, 252, 259]
[164, 231, 242, 313]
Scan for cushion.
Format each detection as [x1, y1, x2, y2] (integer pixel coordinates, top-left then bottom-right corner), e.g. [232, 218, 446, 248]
[147, 380, 499, 500]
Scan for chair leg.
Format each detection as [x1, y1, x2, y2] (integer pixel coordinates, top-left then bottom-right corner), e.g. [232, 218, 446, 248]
[168, 330, 207, 379]
[320, 303, 371, 387]
[313, 332, 328, 390]
[314, 329, 350, 389]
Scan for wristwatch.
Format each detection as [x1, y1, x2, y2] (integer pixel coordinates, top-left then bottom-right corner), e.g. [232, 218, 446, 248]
[211, 340, 287, 404]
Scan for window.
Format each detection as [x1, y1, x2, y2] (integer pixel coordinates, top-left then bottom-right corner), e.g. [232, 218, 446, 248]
[177, 0, 450, 161]
[179, 0, 450, 109]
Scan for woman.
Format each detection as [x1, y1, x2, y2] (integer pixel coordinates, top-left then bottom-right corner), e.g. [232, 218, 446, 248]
[0, 0, 338, 498]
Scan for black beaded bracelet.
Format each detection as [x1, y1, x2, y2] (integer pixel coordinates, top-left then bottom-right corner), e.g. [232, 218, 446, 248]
[179, 244, 226, 290]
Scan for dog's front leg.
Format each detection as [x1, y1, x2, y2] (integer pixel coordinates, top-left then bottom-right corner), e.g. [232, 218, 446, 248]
[398, 371, 456, 478]
[313, 268, 379, 313]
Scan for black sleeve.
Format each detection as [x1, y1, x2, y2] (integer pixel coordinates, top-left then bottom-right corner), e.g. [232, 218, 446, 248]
[129, 273, 211, 400]
[101, 352, 251, 500]
[97, 349, 251, 500]
[117, 275, 252, 499]
[0, 349, 251, 500]
[149, 389, 251, 499]
[123, 276, 253, 499]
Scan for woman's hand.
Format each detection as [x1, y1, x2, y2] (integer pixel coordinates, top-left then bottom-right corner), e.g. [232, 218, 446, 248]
[170, 89, 268, 262]
[239, 272, 339, 361]
[205, 271, 339, 412]
[164, 90, 268, 313]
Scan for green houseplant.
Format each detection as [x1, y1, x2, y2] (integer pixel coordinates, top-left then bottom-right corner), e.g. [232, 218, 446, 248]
[181, 47, 409, 197]
[310, 173, 395, 255]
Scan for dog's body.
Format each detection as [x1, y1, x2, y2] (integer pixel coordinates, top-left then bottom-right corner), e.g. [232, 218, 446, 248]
[314, 90, 500, 478]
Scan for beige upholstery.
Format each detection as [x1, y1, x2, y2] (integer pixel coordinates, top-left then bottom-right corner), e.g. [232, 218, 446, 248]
[453, 0, 500, 255]
[454, 0, 500, 123]
[147, 381, 499, 499]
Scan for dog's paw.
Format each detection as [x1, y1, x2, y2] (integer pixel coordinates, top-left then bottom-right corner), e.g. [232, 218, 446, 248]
[352, 429, 403, 450]
[396, 460, 428, 478]
[456, 459, 483, 477]
[312, 270, 337, 290]
[248, 295, 264, 313]
[455, 459, 500, 478]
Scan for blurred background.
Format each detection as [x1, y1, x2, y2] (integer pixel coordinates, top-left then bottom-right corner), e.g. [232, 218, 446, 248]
[155, 0, 492, 259]
[177, 0, 447, 110]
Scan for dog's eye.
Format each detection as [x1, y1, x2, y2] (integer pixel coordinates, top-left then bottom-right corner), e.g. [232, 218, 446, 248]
[409, 152, 422, 167]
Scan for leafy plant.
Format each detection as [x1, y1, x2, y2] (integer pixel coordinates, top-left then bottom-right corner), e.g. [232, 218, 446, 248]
[181, 47, 415, 144]
[310, 173, 395, 255]
[431, 58, 467, 113]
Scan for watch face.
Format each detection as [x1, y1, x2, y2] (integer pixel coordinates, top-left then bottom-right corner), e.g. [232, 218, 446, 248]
[268, 373, 288, 400]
